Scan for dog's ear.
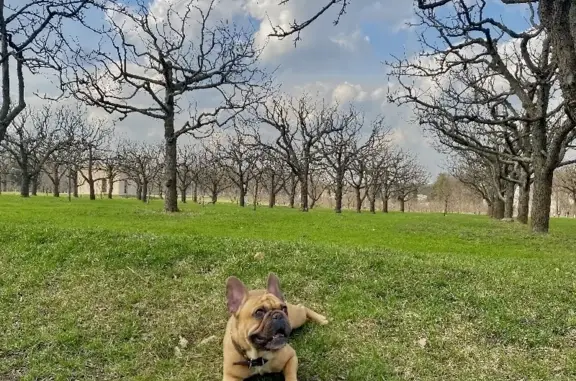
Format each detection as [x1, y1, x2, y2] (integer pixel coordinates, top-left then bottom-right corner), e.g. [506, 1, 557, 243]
[266, 273, 284, 301]
[226, 276, 247, 314]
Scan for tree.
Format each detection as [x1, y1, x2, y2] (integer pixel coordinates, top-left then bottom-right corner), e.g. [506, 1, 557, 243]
[75, 117, 114, 200]
[0, 0, 94, 143]
[199, 146, 230, 204]
[59, 0, 268, 212]
[119, 141, 163, 203]
[389, 1, 576, 232]
[555, 166, 576, 214]
[176, 143, 200, 203]
[431, 173, 456, 215]
[2, 106, 72, 197]
[213, 125, 260, 207]
[101, 146, 121, 199]
[254, 95, 341, 212]
[260, 150, 288, 208]
[394, 154, 428, 213]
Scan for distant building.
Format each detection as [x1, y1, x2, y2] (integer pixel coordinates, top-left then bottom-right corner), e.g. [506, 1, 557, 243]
[76, 170, 139, 197]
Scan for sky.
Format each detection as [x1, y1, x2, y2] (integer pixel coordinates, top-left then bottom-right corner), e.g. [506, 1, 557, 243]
[17, 0, 541, 178]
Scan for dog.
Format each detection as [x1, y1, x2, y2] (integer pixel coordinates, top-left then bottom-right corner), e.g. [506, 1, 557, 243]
[222, 273, 328, 381]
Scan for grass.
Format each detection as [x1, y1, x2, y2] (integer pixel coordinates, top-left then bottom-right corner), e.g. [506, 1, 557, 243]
[1, 195, 576, 380]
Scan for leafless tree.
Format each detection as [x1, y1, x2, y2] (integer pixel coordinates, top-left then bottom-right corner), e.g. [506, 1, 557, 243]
[75, 117, 114, 200]
[389, 0, 575, 233]
[2, 105, 74, 196]
[260, 149, 288, 208]
[393, 154, 428, 213]
[307, 167, 329, 209]
[555, 165, 576, 212]
[176, 143, 200, 203]
[282, 173, 299, 208]
[213, 125, 260, 207]
[0, 0, 94, 143]
[101, 144, 121, 199]
[118, 140, 163, 202]
[198, 146, 230, 204]
[254, 94, 341, 211]
[58, 0, 269, 212]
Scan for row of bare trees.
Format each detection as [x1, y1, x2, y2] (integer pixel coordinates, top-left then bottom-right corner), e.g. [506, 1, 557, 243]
[0, 97, 429, 213]
[273, 0, 576, 232]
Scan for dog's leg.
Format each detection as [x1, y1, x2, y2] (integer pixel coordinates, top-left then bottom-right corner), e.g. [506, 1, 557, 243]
[282, 352, 299, 381]
[287, 303, 329, 329]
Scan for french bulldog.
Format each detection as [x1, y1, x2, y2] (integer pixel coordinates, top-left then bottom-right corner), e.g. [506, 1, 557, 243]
[222, 273, 328, 381]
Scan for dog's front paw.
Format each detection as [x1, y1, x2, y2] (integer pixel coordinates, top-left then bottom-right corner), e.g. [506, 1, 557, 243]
[316, 314, 329, 325]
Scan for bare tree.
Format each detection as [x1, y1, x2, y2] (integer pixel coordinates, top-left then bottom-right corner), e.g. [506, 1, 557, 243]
[59, 0, 269, 212]
[213, 125, 260, 207]
[555, 166, 576, 214]
[199, 146, 230, 204]
[176, 143, 200, 203]
[254, 94, 341, 211]
[2, 106, 73, 197]
[260, 150, 288, 208]
[0, 0, 94, 143]
[394, 154, 428, 213]
[307, 167, 329, 209]
[75, 117, 114, 200]
[101, 145, 121, 199]
[119, 141, 163, 203]
[389, 0, 576, 233]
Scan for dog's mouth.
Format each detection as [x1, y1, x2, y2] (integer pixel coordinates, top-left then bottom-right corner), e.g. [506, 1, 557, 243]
[250, 328, 289, 350]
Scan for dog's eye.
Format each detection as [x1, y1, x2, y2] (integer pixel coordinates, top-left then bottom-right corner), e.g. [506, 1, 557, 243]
[254, 309, 266, 319]
[281, 305, 288, 314]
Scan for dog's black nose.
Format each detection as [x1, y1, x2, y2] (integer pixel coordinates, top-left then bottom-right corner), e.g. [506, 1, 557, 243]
[271, 311, 283, 320]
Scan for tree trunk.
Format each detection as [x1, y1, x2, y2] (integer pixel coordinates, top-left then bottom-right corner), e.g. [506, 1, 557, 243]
[381, 196, 389, 213]
[268, 189, 276, 208]
[180, 188, 187, 203]
[517, 179, 530, 225]
[192, 182, 198, 203]
[530, 168, 554, 233]
[239, 184, 246, 207]
[163, 118, 179, 212]
[88, 180, 96, 200]
[31, 174, 38, 196]
[399, 198, 406, 213]
[136, 183, 142, 200]
[443, 198, 448, 216]
[300, 174, 309, 212]
[211, 188, 218, 204]
[142, 180, 148, 203]
[355, 187, 362, 213]
[486, 201, 494, 217]
[53, 166, 60, 197]
[107, 177, 114, 199]
[253, 182, 259, 211]
[72, 170, 78, 198]
[20, 172, 30, 197]
[288, 191, 295, 208]
[504, 182, 515, 219]
[334, 173, 344, 213]
[493, 198, 505, 219]
[369, 198, 376, 214]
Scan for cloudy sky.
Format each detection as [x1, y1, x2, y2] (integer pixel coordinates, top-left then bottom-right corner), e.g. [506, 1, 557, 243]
[20, 0, 537, 177]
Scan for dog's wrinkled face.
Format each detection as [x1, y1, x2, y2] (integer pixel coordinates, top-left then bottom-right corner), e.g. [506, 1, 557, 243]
[226, 273, 292, 351]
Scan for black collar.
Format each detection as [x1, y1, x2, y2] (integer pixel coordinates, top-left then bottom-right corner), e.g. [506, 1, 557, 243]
[231, 338, 268, 368]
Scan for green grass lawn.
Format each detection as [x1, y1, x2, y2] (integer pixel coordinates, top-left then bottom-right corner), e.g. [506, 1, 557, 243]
[1, 196, 576, 380]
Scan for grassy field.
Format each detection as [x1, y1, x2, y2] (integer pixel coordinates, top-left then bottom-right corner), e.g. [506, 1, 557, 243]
[1, 196, 576, 380]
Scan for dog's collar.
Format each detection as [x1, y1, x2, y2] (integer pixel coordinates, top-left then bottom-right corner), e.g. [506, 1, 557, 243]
[231, 338, 269, 368]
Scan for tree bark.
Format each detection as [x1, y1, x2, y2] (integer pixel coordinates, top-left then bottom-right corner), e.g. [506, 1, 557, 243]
[334, 172, 344, 213]
[381, 196, 389, 213]
[369, 198, 376, 214]
[31, 174, 39, 196]
[88, 180, 96, 200]
[72, 170, 78, 198]
[299, 174, 309, 212]
[211, 189, 218, 204]
[53, 166, 60, 197]
[399, 198, 406, 213]
[163, 118, 179, 212]
[136, 183, 142, 200]
[107, 178, 114, 199]
[517, 179, 530, 225]
[192, 182, 198, 203]
[269, 190, 276, 208]
[142, 180, 148, 203]
[504, 182, 515, 219]
[355, 187, 362, 213]
[492, 198, 505, 219]
[239, 184, 246, 207]
[180, 188, 187, 203]
[20, 172, 30, 197]
[530, 168, 554, 233]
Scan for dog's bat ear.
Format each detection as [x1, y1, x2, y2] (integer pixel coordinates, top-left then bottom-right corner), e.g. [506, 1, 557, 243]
[266, 273, 284, 301]
[226, 276, 247, 314]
